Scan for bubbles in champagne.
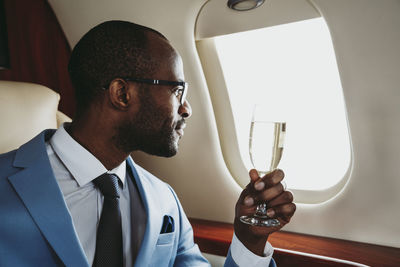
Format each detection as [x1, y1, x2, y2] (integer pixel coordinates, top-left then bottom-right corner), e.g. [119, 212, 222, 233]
[249, 121, 286, 173]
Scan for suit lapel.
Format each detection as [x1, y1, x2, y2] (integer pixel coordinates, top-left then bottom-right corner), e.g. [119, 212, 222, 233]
[8, 130, 89, 267]
[127, 159, 162, 267]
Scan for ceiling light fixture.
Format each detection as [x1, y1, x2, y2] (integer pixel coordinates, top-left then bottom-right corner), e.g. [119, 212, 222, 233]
[227, 0, 265, 11]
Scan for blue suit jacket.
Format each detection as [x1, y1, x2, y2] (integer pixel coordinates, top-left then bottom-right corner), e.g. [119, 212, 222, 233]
[0, 130, 276, 267]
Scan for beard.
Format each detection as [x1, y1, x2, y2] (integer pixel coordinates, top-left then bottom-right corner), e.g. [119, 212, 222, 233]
[113, 89, 183, 157]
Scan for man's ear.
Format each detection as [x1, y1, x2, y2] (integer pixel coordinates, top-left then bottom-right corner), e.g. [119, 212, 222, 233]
[107, 78, 137, 110]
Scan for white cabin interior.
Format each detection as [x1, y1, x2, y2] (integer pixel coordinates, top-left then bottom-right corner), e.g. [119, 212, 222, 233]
[1, 0, 399, 266]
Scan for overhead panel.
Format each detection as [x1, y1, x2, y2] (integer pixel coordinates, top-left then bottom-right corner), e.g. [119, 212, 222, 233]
[196, 0, 320, 40]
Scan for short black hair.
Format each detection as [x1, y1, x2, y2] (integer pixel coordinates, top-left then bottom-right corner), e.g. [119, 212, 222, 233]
[68, 20, 167, 116]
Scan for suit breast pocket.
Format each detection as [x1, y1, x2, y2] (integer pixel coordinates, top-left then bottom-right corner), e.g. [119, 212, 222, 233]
[150, 232, 176, 267]
[157, 232, 175, 245]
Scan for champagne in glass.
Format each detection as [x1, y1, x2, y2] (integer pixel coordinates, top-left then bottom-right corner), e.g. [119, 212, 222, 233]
[240, 105, 286, 227]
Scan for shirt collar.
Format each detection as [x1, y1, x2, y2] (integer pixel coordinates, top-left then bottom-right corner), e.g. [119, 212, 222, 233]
[50, 123, 126, 187]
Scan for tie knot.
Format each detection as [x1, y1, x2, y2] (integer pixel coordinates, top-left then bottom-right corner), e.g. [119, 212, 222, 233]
[93, 173, 120, 198]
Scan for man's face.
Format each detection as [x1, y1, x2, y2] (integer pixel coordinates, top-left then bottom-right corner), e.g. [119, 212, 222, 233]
[115, 47, 191, 157]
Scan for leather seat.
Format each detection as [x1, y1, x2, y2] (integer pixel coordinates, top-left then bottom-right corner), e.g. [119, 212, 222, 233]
[0, 80, 71, 154]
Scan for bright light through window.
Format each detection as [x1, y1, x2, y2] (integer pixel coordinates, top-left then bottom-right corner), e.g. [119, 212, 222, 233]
[214, 18, 351, 190]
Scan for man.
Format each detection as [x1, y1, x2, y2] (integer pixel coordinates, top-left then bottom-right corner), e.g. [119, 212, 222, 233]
[0, 21, 295, 266]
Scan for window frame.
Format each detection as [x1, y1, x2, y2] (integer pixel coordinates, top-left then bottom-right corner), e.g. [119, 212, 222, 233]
[196, 30, 354, 204]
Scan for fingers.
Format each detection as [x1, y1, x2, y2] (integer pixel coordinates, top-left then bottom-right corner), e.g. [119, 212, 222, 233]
[252, 182, 285, 204]
[238, 181, 254, 205]
[243, 169, 285, 207]
[267, 190, 294, 207]
[267, 191, 295, 223]
[252, 169, 285, 191]
[249, 169, 259, 183]
[267, 202, 296, 223]
[235, 169, 296, 242]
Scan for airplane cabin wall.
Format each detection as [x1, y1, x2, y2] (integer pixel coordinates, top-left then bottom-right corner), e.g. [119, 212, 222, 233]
[48, 0, 400, 249]
[280, 0, 400, 248]
[0, 0, 75, 117]
[303, 0, 400, 248]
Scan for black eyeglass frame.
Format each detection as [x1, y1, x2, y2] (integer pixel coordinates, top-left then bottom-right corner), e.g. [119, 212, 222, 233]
[123, 77, 188, 105]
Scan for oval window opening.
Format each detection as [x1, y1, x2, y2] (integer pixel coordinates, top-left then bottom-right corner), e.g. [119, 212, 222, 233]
[214, 17, 351, 191]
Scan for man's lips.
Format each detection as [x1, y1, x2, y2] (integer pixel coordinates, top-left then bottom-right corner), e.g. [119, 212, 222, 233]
[175, 128, 184, 137]
[175, 121, 186, 137]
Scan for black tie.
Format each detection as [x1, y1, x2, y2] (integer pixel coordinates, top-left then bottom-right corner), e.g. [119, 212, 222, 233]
[93, 173, 123, 267]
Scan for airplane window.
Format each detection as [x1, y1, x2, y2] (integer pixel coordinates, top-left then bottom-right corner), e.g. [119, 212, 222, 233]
[213, 18, 351, 191]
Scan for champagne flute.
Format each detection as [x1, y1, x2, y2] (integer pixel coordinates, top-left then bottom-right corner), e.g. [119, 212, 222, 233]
[240, 105, 286, 227]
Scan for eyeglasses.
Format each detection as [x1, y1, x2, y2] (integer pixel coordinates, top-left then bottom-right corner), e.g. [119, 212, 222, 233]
[124, 78, 188, 106]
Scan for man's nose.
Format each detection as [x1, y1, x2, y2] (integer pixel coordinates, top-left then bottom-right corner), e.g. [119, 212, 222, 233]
[178, 100, 192, 118]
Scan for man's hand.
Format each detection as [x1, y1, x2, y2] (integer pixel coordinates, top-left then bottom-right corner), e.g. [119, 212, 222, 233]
[234, 169, 296, 256]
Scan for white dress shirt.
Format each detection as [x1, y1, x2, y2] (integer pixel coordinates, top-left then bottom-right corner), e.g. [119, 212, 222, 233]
[46, 124, 273, 266]
[46, 125, 133, 266]
[231, 234, 273, 266]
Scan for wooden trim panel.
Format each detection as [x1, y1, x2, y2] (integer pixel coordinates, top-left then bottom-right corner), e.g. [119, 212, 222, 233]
[190, 218, 400, 267]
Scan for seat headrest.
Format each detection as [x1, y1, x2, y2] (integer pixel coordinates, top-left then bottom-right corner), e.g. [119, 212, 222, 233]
[0, 81, 60, 153]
